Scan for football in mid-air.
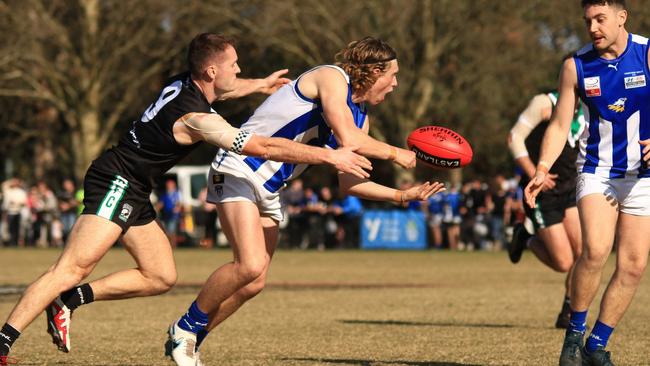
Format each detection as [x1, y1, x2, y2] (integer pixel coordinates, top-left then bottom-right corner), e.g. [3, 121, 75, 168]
[406, 126, 473, 168]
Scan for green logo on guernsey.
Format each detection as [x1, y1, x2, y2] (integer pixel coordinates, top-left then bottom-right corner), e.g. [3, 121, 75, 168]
[97, 175, 129, 221]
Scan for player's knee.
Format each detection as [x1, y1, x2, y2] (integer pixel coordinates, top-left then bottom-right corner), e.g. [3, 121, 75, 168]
[149, 271, 177, 294]
[51, 264, 92, 288]
[619, 259, 647, 283]
[236, 256, 269, 283]
[622, 266, 645, 283]
[553, 258, 574, 273]
[582, 246, 609, 268]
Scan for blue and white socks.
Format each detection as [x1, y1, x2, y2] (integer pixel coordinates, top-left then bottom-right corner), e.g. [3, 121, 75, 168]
[568, 309, 588, 334]
[586, 320, 614, 353]
[567, 309, 615, 353]
[177, 301, 208, 334]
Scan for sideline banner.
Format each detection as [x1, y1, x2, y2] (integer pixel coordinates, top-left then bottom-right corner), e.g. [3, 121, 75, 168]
[360, 210, 427, 249]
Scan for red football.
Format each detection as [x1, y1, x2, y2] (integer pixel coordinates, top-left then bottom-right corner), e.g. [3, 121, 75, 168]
[407, 126, 473, 168]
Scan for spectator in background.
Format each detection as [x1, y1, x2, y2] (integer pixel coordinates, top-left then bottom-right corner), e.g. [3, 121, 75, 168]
[159, 179, 182, 247]
[332, 191, 363, 248]
[507, 177, 526, 226]
[459, 182, 475, 250]
[488, 174, 511, 250]
[27, 186, 43, 246]
[35, 181, 58, 248]
[198, 187, 217, 248]
[443, 183, 463, 251]
[427, 191, 445, 249]
[319, 186, 338, 249]
[57, 179, 78, 242]
[302, 186, 326, 250]
[2, 179, 28, 247]
[282, 179, 307, 249]
[469, 179, 490, 250]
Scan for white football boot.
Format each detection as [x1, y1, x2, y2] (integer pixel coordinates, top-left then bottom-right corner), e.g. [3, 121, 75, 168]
[46, 296, 72, 352]
[165, 322, 199, 366]
[195, 351, 205, 366]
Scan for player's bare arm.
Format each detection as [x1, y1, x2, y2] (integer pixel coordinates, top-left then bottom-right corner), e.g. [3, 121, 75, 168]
[508, 94, 558, 191]
[218, 69, 291, 100]
[173, 112, 372, 179]
[338, 172, 445, 203]
[243, 136, 372, 179]
[301, 68, 415, 168]
[525, 58, 579, 207]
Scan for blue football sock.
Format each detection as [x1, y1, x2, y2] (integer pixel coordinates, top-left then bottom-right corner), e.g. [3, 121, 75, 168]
[568, 309, 588, 334]
[177, 301, 208, 334]
[585, 320, 614, 353]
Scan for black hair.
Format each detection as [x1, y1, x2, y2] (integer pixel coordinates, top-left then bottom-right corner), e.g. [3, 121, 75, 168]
[187, 33, 236, 78]
[581, 0, 626, 9]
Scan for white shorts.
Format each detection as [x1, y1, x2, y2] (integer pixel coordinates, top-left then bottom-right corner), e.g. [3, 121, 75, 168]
[206, 168, 283, 222]
[429, 214, 443, 227]
[576, 173, 650, 216]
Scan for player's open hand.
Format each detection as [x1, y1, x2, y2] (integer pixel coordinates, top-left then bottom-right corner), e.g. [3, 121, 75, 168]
[394, 147, 417, 169]
[541, 173, 558, 192]
[261, 69, 291, 94]
[524, 170, 546, 208]
[403, 181, 446, 202]
[329, 147, 373, 179]
[639, 139, 650, 168]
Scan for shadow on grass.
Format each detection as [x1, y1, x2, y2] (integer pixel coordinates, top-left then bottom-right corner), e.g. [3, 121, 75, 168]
[339, 319, 538, 329]
[283, 357, 483, 366]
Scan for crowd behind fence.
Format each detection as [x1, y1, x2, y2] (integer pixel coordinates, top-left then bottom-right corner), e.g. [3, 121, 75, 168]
[0, 174, 526, 250]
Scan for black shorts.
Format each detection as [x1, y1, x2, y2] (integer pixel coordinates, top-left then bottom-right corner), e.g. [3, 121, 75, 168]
[524, 189, 576, 231]
[82, 165, 156, 232]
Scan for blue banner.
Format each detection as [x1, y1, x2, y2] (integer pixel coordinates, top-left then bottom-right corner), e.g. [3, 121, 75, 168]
[360, 210, 427, 249]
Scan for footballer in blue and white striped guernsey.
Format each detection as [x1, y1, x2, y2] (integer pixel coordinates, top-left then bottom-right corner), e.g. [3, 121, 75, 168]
[575, 33, 650, 178]
[527, 2, 650, 365]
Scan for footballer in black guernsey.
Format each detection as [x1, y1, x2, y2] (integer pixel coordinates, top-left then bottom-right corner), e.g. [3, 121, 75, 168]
[83, 72, 213, 230]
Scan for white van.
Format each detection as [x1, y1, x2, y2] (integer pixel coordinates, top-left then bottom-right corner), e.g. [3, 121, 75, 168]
[164, 165, 210, 207]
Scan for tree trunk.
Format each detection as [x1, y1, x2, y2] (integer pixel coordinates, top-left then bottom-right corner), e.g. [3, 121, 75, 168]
[75, 102, 102, 181]
[72, 0, 102, 181]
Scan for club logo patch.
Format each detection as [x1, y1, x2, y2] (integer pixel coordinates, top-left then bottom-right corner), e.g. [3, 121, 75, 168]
[624, 75, 646, 89]
[584, 76, 601, 97]
[607, 98, 627, 113]
[119, 203, 133, 222]
[215, 185, 224, 197]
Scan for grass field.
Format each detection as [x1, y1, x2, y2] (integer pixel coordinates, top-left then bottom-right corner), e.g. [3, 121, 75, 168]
[1, 248, 649, 366]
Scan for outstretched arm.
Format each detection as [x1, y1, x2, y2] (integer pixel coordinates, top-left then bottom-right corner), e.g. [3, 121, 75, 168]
[173, 112, 372, 179]
[337, 172, 445, 203]
[218, 69, 291, 100]
[243, 135, 372, 179]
